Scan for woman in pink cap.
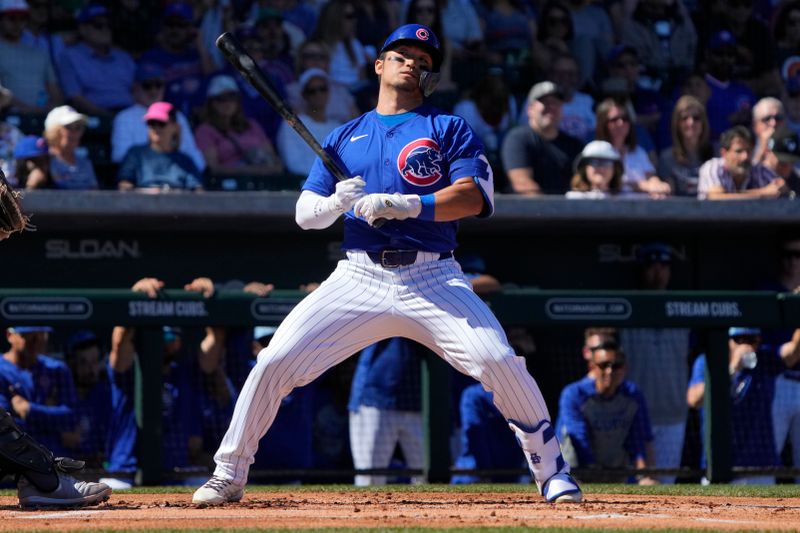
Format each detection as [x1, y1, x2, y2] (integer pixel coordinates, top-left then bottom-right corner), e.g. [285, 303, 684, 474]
[117, 101, 203, 191]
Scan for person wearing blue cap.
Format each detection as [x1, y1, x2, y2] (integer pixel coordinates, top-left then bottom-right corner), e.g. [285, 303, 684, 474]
[13, 134, 50, 189]
[194, 20, 582, 506]
[688, 327, 783, 484]
[620, 242, 691, 483]
[111, 63, 205, 172]
[56, 2, 135, 116]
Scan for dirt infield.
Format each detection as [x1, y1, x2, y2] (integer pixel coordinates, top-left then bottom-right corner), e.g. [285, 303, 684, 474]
[0, 491, 798, 531]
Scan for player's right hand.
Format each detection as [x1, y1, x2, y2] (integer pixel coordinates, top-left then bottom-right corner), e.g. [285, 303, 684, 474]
[331, 176, 366, 212]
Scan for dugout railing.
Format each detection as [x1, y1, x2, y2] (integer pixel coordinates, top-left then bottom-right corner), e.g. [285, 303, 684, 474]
[0, 288, 797, 485]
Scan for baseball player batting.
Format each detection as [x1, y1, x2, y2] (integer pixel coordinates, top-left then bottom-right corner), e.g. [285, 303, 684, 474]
[193, 24, 582, 505]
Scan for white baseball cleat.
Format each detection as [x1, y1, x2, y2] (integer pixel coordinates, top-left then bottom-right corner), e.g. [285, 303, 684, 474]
[192, 475, 244, 505]
[542, 472, 583, 503]
[18, 474, 112, 508]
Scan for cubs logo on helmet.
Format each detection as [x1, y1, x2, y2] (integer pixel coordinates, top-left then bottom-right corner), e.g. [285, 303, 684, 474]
[397, 138, 443, 186]
[416, 28, 429, 41]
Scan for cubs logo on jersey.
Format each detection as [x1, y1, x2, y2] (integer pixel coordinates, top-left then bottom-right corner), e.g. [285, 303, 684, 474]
[397, 138, 443, 186]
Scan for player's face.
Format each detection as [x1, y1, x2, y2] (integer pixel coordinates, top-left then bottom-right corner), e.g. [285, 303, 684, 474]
[376, 45, 432, 94]
[7, 330, 48, 357]
[73, 345, 101, 386]
[590, 349, 625, 396]
[721, 138, 752, 177]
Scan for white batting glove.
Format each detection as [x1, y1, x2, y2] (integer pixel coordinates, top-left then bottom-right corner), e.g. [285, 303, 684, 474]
[330, 176, 366, 213]
[354, 193, 422, 226]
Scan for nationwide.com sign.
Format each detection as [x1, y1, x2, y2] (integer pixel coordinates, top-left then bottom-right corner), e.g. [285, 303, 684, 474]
[0, 297, 93, 320]
[545, 298, 632, 320]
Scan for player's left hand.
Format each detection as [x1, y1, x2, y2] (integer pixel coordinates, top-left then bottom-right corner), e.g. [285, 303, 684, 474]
[354, 193, 421, 226]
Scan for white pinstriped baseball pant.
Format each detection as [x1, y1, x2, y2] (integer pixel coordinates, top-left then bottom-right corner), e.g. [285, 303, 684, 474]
[212, 251, 553, 485]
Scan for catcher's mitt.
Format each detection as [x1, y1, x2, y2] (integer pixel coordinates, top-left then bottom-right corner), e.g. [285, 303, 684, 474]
[0, 168, 32, 237]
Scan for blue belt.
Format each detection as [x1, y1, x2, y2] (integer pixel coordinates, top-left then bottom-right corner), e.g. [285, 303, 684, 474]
[366, 250, 452, 268]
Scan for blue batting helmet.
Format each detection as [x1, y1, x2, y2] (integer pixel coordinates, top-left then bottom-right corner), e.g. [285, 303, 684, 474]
[380, 24, 442, 96]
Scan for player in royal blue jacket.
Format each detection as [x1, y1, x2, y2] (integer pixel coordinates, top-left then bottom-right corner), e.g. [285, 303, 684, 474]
[194, 24, 582, 505]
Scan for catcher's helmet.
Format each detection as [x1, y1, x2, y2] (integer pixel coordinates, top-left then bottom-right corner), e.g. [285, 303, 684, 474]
[380, 24, 442, 96]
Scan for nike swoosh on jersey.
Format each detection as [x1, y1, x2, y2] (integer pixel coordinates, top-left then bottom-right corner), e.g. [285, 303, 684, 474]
[350, 134, 369, 142]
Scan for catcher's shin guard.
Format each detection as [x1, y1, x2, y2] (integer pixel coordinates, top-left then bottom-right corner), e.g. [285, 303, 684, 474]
[0, 410, 59, 492]
[508, 419, 582, 502]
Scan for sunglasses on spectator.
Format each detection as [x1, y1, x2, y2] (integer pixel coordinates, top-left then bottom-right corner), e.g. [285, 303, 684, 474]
[585, 158, 615, 168]
[593, 360, 625, 371]
[146, 120, 168, 129]
[65, 123, 85, 132]
[759, 114, 785, 123]
[303, 84, 329, 96]
[607, 115, 630, 124]
[731, 335, 759, 345]
[141, 80, 164, 90]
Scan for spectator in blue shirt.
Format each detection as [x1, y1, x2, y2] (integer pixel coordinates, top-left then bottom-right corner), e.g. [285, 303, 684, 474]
[138, 3, 214, 119]
[57, 3, 135, 117]
[556, 339, 656, 483]
[117, 101, 203, 191]
[0, 326, 78, 457]
[687, 327, 783, 484]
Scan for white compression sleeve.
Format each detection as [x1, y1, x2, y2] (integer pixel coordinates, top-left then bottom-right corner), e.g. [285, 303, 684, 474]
[295, 189, 342, 230]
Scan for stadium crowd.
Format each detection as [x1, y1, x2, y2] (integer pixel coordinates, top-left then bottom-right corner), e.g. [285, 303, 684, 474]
[0, 0, 799, 197]
[1, 0, 800, 488]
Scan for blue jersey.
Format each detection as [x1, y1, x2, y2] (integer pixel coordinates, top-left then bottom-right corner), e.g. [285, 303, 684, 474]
[347, 337, 422, 413]
[0, 355, 77, 456]
[556, 377, 652, 469]
[452, 383, 524, 484]
[690, 351, 782, 467]
[303, 104, 494, 253]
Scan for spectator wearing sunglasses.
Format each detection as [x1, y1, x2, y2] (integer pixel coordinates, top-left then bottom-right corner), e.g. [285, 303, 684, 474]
[277, 68, 342, 177]
[56, 3, 135, 117]
[117, 101, 202, 191]
[111, 64, 205, 172]
[751, 98, 786, 167]
[687, 327, 783, 484]
[556, 334, 656, 483]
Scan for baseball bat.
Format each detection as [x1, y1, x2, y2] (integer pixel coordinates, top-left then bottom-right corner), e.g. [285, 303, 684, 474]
[215, 32, 387, 227]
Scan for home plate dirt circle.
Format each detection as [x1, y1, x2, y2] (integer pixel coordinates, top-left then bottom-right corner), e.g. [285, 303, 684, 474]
[0, 492, 798, 531]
